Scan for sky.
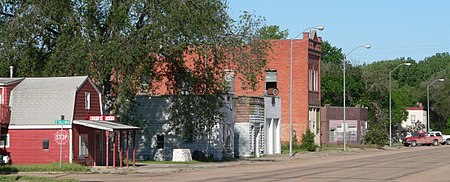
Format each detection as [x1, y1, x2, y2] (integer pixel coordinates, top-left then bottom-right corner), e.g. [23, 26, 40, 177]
[227, 0, 450, 64]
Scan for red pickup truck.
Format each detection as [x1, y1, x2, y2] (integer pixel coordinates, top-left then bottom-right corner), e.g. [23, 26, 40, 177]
[402, 132, 443, 147]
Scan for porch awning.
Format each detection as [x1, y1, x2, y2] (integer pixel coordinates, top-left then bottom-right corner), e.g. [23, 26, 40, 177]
[73, 120, 139, 131]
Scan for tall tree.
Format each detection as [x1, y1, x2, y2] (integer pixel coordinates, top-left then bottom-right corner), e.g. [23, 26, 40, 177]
[0, 0, 270, 138]
[258, 25, 288, 40]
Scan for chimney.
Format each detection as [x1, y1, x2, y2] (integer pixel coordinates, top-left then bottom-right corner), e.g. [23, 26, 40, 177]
[9, 66, 13, 78]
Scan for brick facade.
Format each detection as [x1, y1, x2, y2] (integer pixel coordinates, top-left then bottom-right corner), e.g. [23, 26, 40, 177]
[320, 105, 368, 144]
[233, 32, 322, 143]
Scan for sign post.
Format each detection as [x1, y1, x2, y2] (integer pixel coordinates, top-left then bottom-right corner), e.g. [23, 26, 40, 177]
[55, 116, 70, 167]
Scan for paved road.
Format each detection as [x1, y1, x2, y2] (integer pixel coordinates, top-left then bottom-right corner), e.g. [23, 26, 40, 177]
[10, 145, 450, 181]
[148, 146, 450, 182]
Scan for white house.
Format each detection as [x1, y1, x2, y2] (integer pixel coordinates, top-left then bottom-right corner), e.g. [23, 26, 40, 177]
[401, 107, 427, 131]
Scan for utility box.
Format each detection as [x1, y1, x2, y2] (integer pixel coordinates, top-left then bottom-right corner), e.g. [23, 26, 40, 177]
[172, 149, 192, 162]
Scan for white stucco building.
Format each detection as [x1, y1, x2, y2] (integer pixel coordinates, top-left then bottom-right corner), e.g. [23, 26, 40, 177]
[401, 107, 427, 131]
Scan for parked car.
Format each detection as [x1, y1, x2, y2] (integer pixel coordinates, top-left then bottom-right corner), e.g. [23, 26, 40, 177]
[402, 132, 443, 147]
[428, 131, 450, 145]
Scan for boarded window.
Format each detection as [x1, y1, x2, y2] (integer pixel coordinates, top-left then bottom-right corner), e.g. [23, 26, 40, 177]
[85, 92, 91, 110]
[156, 134, 164, 149]
[80, 134, 89, 156]
[43, 140, 49, 149]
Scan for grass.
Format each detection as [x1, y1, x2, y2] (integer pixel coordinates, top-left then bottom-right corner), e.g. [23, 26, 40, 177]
[0, 176, 78, 182]
[0, 163, 90, 174]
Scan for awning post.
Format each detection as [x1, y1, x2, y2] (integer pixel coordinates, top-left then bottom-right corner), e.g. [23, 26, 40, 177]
[126, 131, 129, 167]
[105, 131, 109, 168]
[133, 130, 136, 167]
[113, 131, 116, 168]
[119, 131, 123, 167]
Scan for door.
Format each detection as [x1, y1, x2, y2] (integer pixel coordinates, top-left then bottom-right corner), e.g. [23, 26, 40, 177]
[94, 131, 104, 166]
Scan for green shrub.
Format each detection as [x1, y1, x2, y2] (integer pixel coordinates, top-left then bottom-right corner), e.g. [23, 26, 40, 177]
[300, 129, 317, 151]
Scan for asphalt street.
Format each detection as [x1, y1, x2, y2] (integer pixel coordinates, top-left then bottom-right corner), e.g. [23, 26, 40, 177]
[8, 145, 450, 182]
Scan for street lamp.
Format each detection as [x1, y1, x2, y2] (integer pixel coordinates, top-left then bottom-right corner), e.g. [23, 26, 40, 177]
[289, 25, 324, 157]
[427, 78, 445, 132]
[342, 44, 370, 152]
[389, 62, 411, 146]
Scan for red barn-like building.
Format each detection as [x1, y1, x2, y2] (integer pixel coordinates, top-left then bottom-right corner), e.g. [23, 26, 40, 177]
[0, 76, 138, 166]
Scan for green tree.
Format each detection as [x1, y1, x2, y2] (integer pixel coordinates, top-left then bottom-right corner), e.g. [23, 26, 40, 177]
[321, 41, 344, 106]
[0, 0, 270, 139]
[258, 25, 288, 40]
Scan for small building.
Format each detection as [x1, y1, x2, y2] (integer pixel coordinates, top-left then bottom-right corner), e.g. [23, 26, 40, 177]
[132, 95, 234, 161]
[320, 105, 368, 145]
[401, 107, 427, 131]
[233, 96, 281, 157]
[1, 76, 138, 166]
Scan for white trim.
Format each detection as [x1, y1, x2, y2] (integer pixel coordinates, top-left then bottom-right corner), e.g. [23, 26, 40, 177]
[8, 125, 73, 129]
[0, 87, 4, 104]
[0, 134, 10, 148]
[73, 120, 113, 131]
[86, 77, 102, 95]
[69, 128, 73, 163]
[99, 92, 103, 115]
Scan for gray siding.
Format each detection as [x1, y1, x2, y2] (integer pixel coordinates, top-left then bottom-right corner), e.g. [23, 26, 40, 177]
[132, 95, 233, 161]
[264, 96, 281, 118]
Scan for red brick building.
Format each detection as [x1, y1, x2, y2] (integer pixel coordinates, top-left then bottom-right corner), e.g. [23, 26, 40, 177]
[233, 31, 322, 143]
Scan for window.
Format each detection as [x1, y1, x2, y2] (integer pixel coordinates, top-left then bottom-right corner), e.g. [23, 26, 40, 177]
[0, 134, 9, 148]
[308, 69, 312, 91]
[156, 134, 164, 149]
[313, 69, 317, 91]
[0, 87, 4, 104]
[314, 69, 319, 92]
[79, 134, 89, 156]
[43, 140, 49, 149]
[85, 92, 91, 110]
[411, 115, 416, 126]
[265, 70, 277, 95]
[224, 70, 235, 93]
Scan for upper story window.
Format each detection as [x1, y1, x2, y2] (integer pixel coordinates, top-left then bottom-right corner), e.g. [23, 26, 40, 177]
[223, 70, 235, 94]
[0, 87, 4, 104]
[85, 92, 91, 110]
[314, 69, 319, 92]
[265, 70, 277, 95]
[308, 69, 312, 91]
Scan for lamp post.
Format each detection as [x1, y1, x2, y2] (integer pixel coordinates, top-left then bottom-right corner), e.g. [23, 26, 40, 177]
[342, 44, 370, 152]
[289, 25, 324, 157]
[389, 62, 411, 146]
[427, 78, 445, 132]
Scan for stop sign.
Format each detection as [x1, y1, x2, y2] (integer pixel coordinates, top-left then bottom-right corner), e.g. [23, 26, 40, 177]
[54, 130, 69, 145]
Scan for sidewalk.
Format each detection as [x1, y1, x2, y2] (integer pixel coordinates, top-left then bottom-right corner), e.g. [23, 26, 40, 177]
[11, 146, 403, 179]
[89, 146, 394, 175]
